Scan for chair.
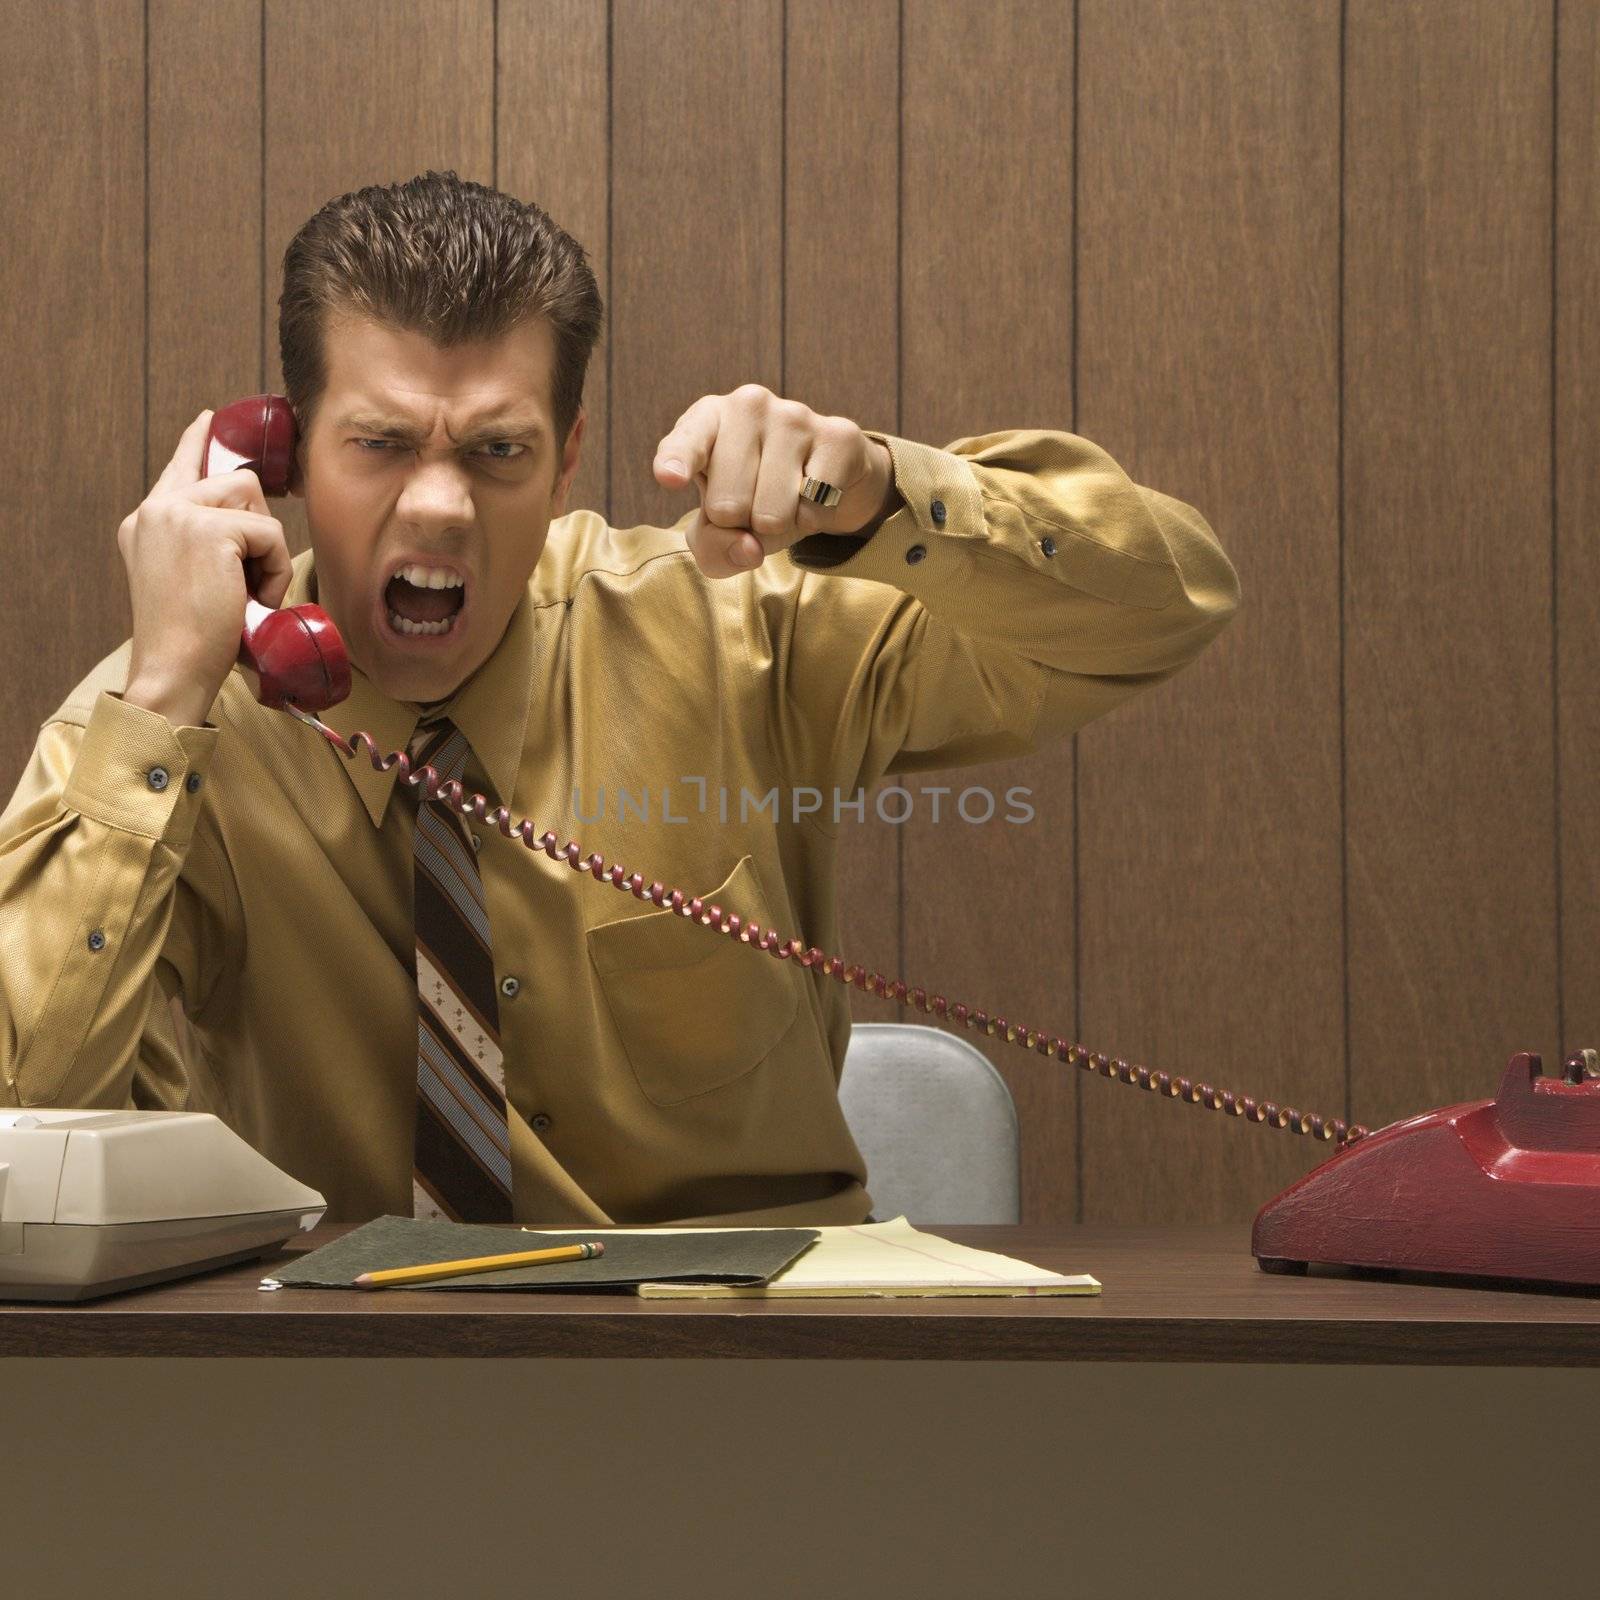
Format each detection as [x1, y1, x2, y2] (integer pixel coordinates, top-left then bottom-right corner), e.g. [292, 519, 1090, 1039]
[837, 1022, 1021, 1224]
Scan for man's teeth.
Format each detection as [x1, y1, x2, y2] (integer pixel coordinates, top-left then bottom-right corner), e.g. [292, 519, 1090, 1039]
[388, 611, 458, 637]
[396, 564, 464, 589]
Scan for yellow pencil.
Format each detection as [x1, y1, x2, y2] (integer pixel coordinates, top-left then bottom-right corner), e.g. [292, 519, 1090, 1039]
[354, 1240, 606, 1289]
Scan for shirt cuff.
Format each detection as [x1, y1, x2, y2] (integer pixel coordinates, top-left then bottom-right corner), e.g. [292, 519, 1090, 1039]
[785, 430, 985, 591]
[61, 690, 220, 848]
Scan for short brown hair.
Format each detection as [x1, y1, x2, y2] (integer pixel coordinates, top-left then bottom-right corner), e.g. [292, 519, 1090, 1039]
[278, 169, 603, 447]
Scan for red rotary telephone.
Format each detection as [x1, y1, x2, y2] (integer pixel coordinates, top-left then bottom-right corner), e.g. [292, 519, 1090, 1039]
[203, 395, 1600, 1290]
[203, 394, 350, 711]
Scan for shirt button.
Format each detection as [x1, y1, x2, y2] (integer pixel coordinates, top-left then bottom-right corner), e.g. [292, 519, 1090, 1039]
[470, 832, 482, 851]
[1041, 536, 1057, 558]
[87, 929, 106, 952]
[531, 1113, 552, 1132]
[930, 499, 947, 526]
[499, 975, 521, 999]
[905, 544, 927, 565]
[186, 772, 202, 793]
[147, 766, 170, 792]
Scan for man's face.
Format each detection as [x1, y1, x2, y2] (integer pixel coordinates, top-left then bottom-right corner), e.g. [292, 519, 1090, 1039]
[293, 312, 584, 705]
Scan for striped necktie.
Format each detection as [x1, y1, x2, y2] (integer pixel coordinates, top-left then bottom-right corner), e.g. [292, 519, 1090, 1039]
[407, 717, 513, 1222]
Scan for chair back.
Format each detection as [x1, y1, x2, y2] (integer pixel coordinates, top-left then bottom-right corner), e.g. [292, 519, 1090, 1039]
[838, 1022, 1020, 1224]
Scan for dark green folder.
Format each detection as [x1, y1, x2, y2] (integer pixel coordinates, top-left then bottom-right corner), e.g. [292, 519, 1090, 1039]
[263, 1215, 820, 1291]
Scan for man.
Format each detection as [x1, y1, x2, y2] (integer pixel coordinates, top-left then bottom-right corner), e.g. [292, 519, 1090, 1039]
[0, 171, 1240, 1226]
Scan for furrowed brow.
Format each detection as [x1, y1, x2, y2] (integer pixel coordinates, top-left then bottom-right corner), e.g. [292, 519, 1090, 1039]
[338, 411, 546, 446]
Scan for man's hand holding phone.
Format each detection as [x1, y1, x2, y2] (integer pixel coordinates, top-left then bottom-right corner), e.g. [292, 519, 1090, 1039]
[119, 409, 295, 728]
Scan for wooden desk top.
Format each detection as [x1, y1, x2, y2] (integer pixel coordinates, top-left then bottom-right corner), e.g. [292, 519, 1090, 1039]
[5, 1222, 1600, 1362]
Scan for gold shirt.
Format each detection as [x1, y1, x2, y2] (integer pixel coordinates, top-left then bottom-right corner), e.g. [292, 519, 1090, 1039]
[0, 427, 1240, 1225]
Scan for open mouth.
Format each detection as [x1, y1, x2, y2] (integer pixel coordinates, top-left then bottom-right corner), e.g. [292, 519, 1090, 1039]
[381, 566, 467, 643]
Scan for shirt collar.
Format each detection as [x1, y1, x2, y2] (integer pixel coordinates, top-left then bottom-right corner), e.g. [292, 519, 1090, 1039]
[281, 549, 537, 829]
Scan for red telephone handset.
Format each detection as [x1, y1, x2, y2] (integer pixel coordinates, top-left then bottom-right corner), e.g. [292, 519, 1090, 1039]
[201, 395, 350, 712]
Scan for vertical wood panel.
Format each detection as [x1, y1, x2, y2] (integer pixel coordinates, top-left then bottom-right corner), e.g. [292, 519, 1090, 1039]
[1345, 0, 1556, 1129]
[900, 0, 1076, 1223]
[609, 0, 782, 533]
[499, 0, 611, 522]
[1077, 0, 1343, 1222]
[785, 0, 902, 1018]
[0, 0, 144, 778]
[1558, 0, 1600, 1057]
[148, 0, 262, 528]
[263, 0, 496, 555]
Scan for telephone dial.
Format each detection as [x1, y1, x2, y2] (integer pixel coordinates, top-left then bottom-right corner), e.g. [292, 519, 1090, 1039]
[207, 394, 1600, 1291]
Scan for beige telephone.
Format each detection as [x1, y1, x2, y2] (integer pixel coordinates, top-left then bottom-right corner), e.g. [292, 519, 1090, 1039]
[0, 1109, 325, 1301]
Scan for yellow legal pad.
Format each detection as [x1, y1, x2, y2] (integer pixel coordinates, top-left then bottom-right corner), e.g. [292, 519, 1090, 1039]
[516, 1215, 1101, 1300]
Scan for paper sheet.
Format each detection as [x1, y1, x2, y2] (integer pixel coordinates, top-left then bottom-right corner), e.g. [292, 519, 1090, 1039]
[616, 1215, 1101, 1299]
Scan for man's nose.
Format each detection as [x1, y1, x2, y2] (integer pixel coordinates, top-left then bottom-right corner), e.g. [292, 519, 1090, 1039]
[395, 456, 476, 523]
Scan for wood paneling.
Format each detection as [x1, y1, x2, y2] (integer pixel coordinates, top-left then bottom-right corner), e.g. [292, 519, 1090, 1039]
[0, 0, 144, 778]
[148, 1, 261, 492]
[608, 0, 782, 533]
[1077, 1, 1343, 1222]
[785, 0, 903, 1017]
[899, 0, 1077, 1223]
[1344, 0, 1557, 1131]
[499, 0, 611, 521]
[1558, 0, 1600, 1059]
[262, 0, 496, 555]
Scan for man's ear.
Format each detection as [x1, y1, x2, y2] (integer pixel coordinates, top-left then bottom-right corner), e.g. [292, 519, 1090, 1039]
[551, 406, 586, 518]
[287, 446, 305, 499]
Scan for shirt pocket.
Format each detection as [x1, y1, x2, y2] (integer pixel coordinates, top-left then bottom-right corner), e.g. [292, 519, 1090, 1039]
[585, 853, 801, 1108]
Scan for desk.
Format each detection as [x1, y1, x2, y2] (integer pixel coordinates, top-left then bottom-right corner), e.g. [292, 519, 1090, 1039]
[4, 1224, 1597, 1599]
[4, 1220, 1600, 1359]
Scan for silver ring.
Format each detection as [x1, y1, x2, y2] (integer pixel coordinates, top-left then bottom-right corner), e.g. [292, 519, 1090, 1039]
[799, 475, 842, 509]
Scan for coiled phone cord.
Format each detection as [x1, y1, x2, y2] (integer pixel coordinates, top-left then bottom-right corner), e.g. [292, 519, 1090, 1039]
[288, 708, 1372, 1149]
